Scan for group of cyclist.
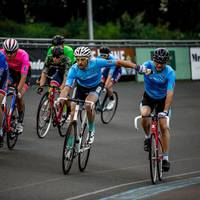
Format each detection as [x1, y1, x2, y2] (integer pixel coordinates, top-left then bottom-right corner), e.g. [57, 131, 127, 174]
[0, 35, 175, 172]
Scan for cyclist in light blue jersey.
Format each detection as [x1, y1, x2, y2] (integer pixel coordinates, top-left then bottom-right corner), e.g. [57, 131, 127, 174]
[59, 46, 137, 143]
[140, 48, 176, 172]
[0, 51, 9, 147]
[98, 46, 122, 110]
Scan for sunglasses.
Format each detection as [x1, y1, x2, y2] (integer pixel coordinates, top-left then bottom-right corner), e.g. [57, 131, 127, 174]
[76, 57, 88, 62]
[100, 54, 108, 58]
[5, 51, 16, 55]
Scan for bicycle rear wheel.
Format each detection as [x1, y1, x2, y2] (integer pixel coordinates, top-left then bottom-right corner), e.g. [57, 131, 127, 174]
[101, 91, 118, 124]
[78, 121, 91, 172]
[7, 105, 19, 149]
[157, 137, 164, 181]
[149, 134, 158, 184]
[62, 121, 77, 175]
[36, 92, 52, 138]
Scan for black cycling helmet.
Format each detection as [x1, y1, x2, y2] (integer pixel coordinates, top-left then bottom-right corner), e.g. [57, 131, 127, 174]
[52, 46, 64, 58]
[99, 46, 111, 54]
[153, 48, 169, 64]
[51, 35, 64, 46]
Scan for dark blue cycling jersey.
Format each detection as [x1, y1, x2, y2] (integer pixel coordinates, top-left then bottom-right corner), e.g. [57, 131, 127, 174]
[66, 57, 117, 88]
[142, 60, 176, 99]
[0, 51, 8, 93]
[97, 54, 122, 77]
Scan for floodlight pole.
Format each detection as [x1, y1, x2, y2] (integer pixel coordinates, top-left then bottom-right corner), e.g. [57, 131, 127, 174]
[87, 0, 94, 41]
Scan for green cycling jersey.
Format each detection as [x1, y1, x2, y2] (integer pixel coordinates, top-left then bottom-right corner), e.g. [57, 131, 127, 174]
[42, 54, 70, 75]
[47, 45, 76, 65]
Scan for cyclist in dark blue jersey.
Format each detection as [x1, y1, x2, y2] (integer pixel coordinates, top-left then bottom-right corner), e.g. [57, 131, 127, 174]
[98, 46, 122, 110]
[140, 48, 176, 172]
[0, 51, 9, 147]
[59, 46, 138, 143]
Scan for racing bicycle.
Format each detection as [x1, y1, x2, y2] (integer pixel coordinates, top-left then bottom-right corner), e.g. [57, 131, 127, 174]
[60, 97, 94, 175]
[134, 114, 169, 184]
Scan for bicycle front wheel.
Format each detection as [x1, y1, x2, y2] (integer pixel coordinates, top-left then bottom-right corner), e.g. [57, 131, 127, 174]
[149, 134, 158, 184]
[78, 122, 91, 172]
[36, 92, 52, 138]
[101, 91, 118, 124]
[62, 121, 77, 175]
[57, 104, 70, 137]
[7, 105, 19, 149]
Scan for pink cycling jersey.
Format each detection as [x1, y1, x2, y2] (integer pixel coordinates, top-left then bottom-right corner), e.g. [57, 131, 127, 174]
[0, 49, 30, 76]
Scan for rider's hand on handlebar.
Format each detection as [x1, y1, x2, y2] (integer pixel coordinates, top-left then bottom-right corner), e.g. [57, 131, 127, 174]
[37, 86, 43, 94]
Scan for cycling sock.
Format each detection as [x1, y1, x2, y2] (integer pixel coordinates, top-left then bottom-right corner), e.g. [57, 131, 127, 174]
[18, 111, 24, 123]
[88, 122, 95, 132]
[0, 128, 3, 137]
[163, 152, 169, 161]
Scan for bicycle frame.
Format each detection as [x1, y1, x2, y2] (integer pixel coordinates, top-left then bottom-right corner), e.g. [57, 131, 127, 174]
[48, 85, 63, 124]
[3, 87, 18, 133]
[58, 97, 94, 153]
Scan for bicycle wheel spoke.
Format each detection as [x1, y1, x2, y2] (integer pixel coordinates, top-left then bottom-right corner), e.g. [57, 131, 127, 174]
[57, 105, 70, 137]
[101, 91, 118, 124]
[78, 122, 91, 172]
[157, 137, 164, 180]
[36, 93, 51, 138]
[7, 106, 19, 149]
[149, 134, 157, 184]
[62, 122, 76, 174]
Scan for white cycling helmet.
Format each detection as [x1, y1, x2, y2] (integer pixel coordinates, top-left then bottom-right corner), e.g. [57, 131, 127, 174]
[74, 46, 91, 58]
[3, 38, 19, 53]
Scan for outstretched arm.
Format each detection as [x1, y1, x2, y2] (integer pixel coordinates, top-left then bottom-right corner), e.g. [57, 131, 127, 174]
[115, 60, 137, 69]
[116, 60, 151, 75]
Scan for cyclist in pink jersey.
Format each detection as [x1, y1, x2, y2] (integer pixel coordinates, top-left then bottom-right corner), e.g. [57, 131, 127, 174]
[0, 38, 31, 133]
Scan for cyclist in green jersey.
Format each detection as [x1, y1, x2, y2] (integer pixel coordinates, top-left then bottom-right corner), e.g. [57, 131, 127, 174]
[47, 35, 75, 66]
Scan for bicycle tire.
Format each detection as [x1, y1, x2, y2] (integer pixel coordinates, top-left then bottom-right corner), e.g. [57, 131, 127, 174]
[101, 91, 118, 124]
[78, 121, 91, 172]
[36, 92, 52, 138]
[57, 104, 70, 137]
[62, 121, 77, 175]
[7, 104, 19, 150]
[149, 134, 158, 184]
[157, 137, 164, 181]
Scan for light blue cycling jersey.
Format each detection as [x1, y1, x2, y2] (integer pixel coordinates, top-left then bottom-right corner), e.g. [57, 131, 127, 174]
[66, 57, 117, 88]
[143, 60, 176, 99]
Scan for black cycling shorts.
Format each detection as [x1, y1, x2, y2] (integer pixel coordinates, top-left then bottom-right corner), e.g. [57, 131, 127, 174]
[141, 92, 166, 113]
[75, 83, 103, 101]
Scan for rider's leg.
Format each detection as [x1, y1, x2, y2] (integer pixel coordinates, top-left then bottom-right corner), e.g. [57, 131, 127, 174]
[159, 118, 170, 158]
[85, 93, 97, 132]
[140, 105, 152, 151]
[0, 94, 4, 147]
[104, 76, 114, 98]
[140, 105, 151, 136]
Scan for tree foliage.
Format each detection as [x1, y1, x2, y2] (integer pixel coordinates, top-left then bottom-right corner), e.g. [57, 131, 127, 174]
[0, 0, 200, 39]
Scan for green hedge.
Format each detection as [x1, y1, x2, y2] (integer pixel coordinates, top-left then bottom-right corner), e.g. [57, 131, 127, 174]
[0, 18, 199, 39]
